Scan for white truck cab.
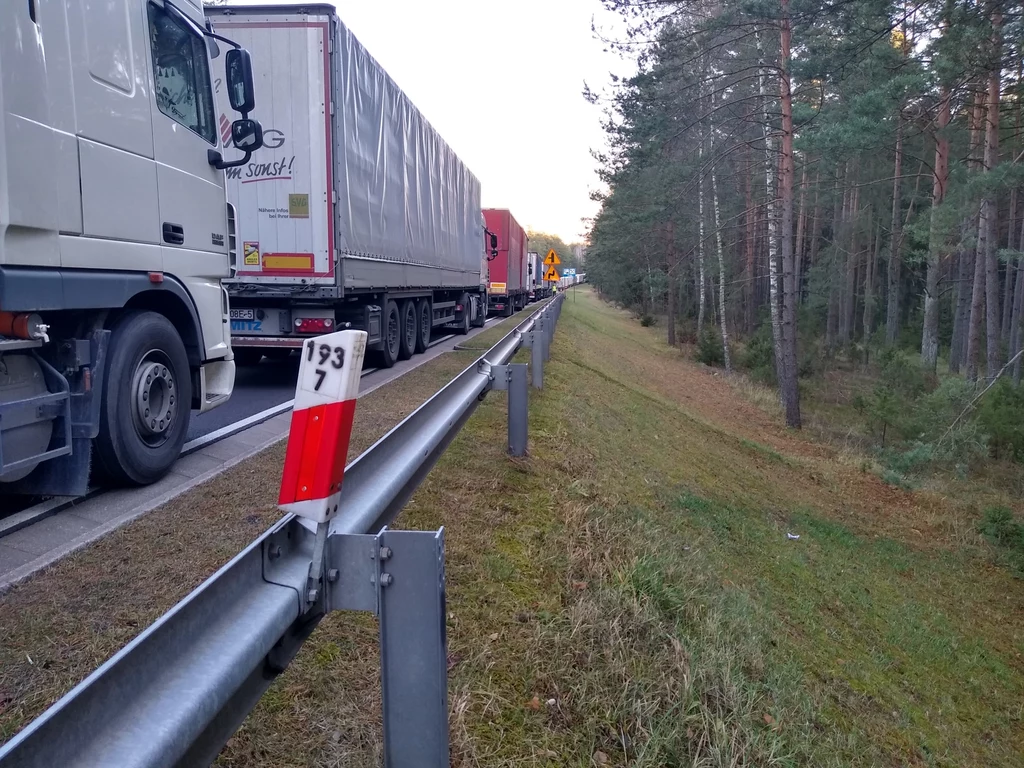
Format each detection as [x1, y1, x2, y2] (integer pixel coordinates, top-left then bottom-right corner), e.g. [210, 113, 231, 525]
[0, 0, 264, 495]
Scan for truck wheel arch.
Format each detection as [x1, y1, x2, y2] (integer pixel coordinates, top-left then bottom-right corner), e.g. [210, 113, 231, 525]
[121, 285, 203, 368]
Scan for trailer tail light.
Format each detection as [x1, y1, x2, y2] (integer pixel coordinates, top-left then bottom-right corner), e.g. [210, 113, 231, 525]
[294, 317, 335, 333]
[456, 303, 464, 312]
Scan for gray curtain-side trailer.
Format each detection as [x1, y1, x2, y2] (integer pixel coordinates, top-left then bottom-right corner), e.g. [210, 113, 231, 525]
[208, 4, 488, 367]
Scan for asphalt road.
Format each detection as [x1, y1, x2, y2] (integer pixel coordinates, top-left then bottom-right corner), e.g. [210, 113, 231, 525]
[3, 316, 510, 519]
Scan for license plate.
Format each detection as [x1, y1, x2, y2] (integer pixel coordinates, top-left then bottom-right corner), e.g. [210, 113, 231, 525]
[230, 308, 254, 321]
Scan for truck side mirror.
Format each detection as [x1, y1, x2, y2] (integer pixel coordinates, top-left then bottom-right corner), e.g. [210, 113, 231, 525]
[231, 118, 263, 151]
[225, 48, 256, 114]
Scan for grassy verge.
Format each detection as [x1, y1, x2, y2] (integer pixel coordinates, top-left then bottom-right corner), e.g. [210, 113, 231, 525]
[3, 291, 1023, 766]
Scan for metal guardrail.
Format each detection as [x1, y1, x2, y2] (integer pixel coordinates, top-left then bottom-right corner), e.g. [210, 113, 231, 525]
[0, 294, 565, 768]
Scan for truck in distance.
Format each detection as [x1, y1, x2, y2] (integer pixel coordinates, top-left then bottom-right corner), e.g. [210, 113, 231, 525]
[526, 251, 552, 302]
[0, 0, 264, 496]
[208, 4, 492, 369]
[483, 209, 529, 317]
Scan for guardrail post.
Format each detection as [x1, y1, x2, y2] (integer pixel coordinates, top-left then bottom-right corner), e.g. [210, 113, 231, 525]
[507, 364, 528, 456]
[543, 310, 553, 361]
[530, 329, 544, 389]
[377, 528, 449, 767]
[490, 363, 529, 456]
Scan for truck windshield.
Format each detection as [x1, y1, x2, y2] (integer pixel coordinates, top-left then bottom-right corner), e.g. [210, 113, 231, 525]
[148, 4, 216, 144]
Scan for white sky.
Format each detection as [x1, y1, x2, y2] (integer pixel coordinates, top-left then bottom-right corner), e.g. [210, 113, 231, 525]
[228, 0, 627, 243]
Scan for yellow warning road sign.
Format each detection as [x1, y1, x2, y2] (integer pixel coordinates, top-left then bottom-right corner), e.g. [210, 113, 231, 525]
[543, 249, 561, 266]
[543, 266, 559, 281]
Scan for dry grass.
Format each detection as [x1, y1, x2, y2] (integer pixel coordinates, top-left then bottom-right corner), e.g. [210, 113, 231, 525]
[2, 290, 1023, 766]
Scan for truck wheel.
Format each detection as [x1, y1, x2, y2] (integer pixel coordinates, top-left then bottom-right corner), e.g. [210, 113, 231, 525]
[457, 293, 471, 335]
[504, 299, 514, 318]
[398, 300, 416, 361]
[471, 295, 486, 327]
[95, 311, 192, 486]
[233, 348, 263, 366]
[415, 299, 431, 353]
[379, 300, 400, 368]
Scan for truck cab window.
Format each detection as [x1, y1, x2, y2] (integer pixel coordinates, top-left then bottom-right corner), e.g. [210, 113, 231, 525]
[147, 4, 216, 144]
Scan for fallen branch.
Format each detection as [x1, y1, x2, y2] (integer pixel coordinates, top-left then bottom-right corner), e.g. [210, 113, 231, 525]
[937, 348, 1024, 448]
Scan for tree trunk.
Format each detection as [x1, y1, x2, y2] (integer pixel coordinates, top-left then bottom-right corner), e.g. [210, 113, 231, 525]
[982, 7, 1003, 381]
[965, 80, 989, 382]
[840, 184, 858, 345]
[1002, 187, 1017, 344]
[951, 247, 973, 373]
[795, 166, 808, 304]
[922, 82, 950, 369]
[745, 149, 756, 333]
[710, 154, 731, 373]
[826, 168, 844, 352]
[1013, 212, 1024, 385]
[886, 112, 904, 345]
[708, 94, 731, 371]
[809, 179, 822, 270]
[697, 137, 707, 337]
[1013, 261, 1024, 386]
[757, 29, 784, 389]
[864, 219, 880, 361]
[967, 215, 987, 382]
[778, 0, 801, 428]
[666, 221, 676, 347]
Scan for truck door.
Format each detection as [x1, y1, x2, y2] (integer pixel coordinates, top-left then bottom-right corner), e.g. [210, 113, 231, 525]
[144, 2, 229, 269]
[63, 0, 160, 268]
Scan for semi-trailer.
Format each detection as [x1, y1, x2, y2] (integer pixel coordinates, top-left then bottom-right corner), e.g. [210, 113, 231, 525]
[0, 0, 264, 495]
[526, 251, 552, 302]
[208, 5, 491, 368]
[483, 209, 529, 316]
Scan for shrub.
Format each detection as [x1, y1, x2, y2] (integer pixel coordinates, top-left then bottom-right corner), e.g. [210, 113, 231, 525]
[695, 327, 725, 366]
[855, 349, 932, 446]
[977, 379, 1024, 462]
[639, 314, 656, 327]
[978, 506, 1024, 549]
[739, 325, 776, 383]
[977, 507, 1024, 576]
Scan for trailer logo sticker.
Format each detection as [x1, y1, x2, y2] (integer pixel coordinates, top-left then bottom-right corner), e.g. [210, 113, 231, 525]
[289, 194, 310, 219]
[243, 241, 260, 266]
[224, 155, 295, 183]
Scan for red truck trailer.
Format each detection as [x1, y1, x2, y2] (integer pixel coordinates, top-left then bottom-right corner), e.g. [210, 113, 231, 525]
[483, 209, 529, 316]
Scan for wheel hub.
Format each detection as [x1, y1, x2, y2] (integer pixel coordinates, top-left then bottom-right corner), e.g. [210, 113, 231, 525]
[132, 355, 177, 444]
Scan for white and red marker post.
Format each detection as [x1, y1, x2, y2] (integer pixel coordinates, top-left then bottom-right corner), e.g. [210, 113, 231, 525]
[278, 330, 368, 524]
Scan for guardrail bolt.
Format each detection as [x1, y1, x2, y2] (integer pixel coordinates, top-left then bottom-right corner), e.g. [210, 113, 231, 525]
[268, 544, 281, 561]
[379, 546, 393, 561]
[307, 588, 319, 603]
[327, 568, 339, 583]
[380, 573, 394, 587]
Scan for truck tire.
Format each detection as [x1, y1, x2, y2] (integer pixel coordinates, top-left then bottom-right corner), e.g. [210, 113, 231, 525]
[471, 295, 486, 328]
[457, 293, 471, 335]
[415, 299, 431, 353]
[233, 348, 263, 366]
[398, 300, 416, 361]
[379, 300, 401, 368]
[95, 311, 192, 486]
